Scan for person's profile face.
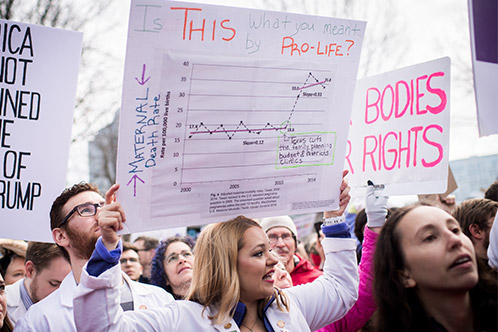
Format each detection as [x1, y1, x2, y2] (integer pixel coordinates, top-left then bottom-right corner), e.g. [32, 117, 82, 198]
[4, 255, 25, 285]
[29, 256, 71, 303]
[481, 214, 495, 258]
[397, 206, 478, 292]
[237, 226, 278, 304]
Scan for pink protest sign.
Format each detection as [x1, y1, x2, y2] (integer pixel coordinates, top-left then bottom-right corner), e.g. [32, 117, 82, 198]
[347, 57, 450, 195]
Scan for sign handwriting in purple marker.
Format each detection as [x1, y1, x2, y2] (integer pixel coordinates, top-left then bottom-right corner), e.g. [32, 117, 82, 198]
[135, 64, 150, 85]
[127, 174, 145, 197]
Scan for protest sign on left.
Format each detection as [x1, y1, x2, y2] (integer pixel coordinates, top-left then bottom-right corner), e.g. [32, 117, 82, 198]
[0, 20, 82, 241]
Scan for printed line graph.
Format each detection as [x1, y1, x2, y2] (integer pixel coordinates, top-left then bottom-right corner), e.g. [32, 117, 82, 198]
[187, 72, 328, 139]
[160, 54, 337, 185]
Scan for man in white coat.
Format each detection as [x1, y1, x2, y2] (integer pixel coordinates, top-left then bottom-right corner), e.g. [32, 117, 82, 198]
[14, 183, 174, 331]
[6, 242, 71, 325]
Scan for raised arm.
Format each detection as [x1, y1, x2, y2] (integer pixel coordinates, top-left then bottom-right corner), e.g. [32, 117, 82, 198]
[82, 184, 126, 278]
[320, 181, 387, 332]
[285, 170, 359, 331]
[98, 183, 124, 251]
[72, 184, 170, 332]
[323, 170, 351, 219]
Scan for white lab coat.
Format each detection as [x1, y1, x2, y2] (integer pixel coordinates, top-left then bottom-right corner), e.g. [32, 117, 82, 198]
[13, 271, 174, 331]
[488, 212, 498, 269]
[73, 238, 358, 332]
[5, 278, 27, 325]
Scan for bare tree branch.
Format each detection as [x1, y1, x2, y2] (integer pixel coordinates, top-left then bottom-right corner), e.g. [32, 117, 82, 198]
[0, 0, 121, 142]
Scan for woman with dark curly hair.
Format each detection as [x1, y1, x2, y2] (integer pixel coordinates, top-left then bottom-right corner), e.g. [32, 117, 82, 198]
[150, 236, 195, 299]
[374, 202, 497, 332]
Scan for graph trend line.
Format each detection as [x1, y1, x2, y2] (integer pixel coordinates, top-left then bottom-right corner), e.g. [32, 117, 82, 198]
[188, 72, 328, 140]
[298, 80, 326, 90]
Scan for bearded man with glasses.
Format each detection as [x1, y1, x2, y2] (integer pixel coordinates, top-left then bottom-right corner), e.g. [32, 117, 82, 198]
[14, 183, 173, 331]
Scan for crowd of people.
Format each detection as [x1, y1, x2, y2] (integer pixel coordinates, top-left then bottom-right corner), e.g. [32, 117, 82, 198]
[0, 177, 496, 332]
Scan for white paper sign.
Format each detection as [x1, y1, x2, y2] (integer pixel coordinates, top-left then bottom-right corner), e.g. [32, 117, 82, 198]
[0, 20, 82, 241]
[117, 0, 366, 233]
[347, 57, 451, 195]
[291, 213, 319, 239]
[468, 0, 498, 137]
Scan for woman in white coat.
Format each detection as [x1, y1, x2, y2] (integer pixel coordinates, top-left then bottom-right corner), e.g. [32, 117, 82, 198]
[73, 181, 358, 332]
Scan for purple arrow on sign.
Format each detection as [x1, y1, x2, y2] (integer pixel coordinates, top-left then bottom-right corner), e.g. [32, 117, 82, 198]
[127, 174, 145, 197]
[135, 64, 151, 85]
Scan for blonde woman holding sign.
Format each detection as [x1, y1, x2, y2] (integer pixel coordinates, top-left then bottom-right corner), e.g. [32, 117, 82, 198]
[73, 178, 357, 332]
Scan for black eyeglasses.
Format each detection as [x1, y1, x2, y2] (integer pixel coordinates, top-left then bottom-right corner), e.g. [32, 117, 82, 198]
[59, 202, 104, 227]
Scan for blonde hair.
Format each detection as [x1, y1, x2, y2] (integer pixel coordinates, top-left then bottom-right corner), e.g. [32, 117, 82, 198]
[186, 216, 289, 325]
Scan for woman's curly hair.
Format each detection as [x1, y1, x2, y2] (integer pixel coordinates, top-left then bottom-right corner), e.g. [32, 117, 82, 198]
[150, 235, 195, 299]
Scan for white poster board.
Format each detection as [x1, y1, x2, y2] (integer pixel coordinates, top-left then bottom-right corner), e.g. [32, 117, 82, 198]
[291, 213, 319, 239]
[117, 0, 366, 233]
[0, 20, 82, 241]
[347, 57, 451, 195]
[468, 0, 498, 137]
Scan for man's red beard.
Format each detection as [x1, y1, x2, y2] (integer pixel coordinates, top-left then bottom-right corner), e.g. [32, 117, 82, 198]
[65, 226, 100, 260]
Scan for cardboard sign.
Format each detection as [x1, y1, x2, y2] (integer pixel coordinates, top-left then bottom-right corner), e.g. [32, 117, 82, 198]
[0, 20, 82, 241]
[417, 165, 458, 202]
[117, 0, 366, 233]
[347, 57, 451, 195]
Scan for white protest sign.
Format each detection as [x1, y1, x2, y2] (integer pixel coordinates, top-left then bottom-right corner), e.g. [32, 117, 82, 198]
[117, 0, 366, 233]
[0, 20, 82, 241]
[291, 213, 319, 239]
[468, 0, 498, 137]
[347, 57, 451, 195]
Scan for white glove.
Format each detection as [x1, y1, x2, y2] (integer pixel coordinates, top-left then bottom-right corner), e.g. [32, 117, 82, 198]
[365, 181, 388, 228]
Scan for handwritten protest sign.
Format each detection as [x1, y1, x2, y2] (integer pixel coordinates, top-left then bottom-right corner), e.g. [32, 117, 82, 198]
[117, 0, 366, 233]
[347, 57, 451, 195]
[0, 20, 82, 241]
[468, 0, 498, 137]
